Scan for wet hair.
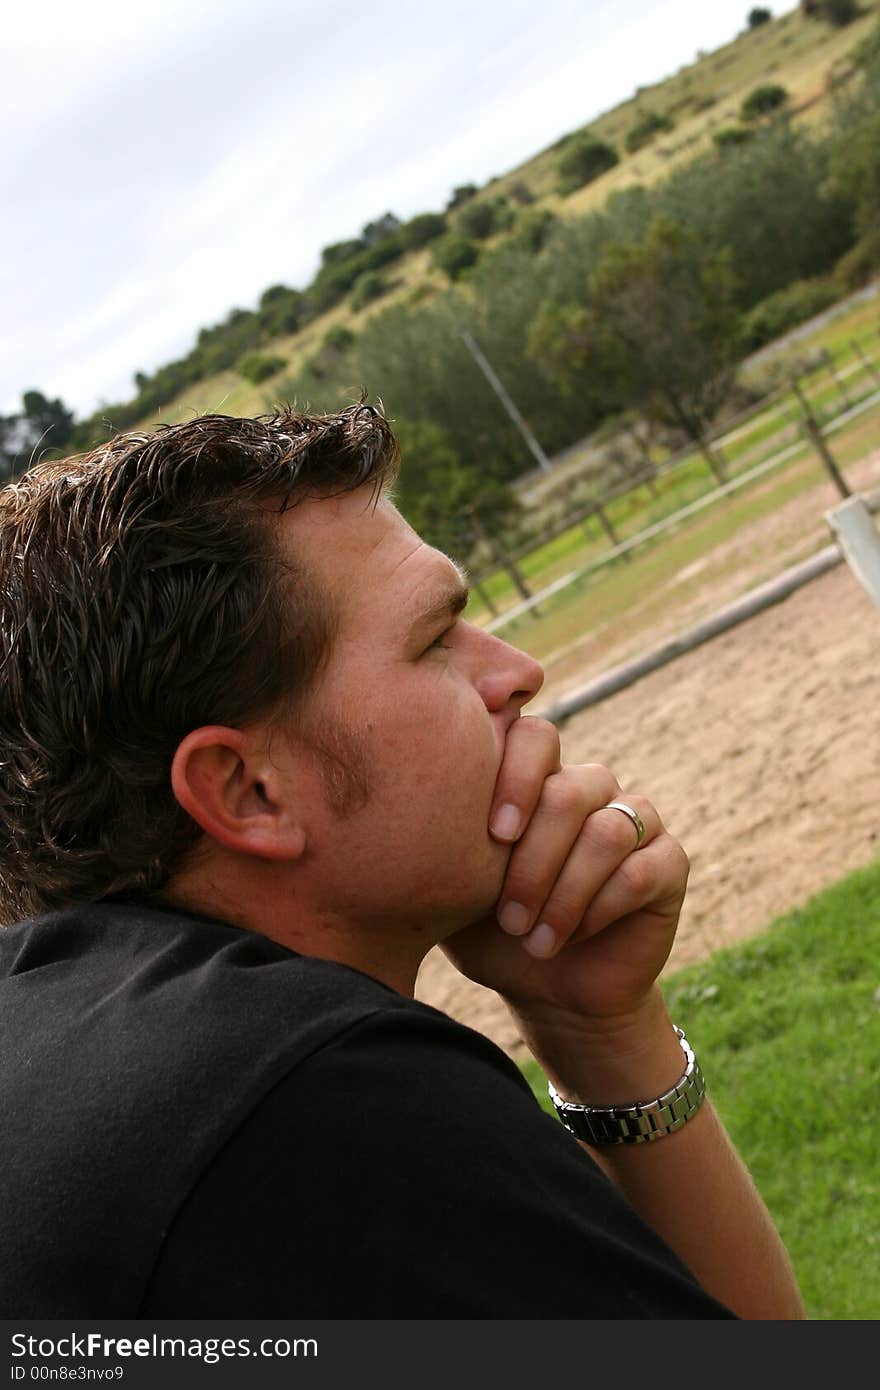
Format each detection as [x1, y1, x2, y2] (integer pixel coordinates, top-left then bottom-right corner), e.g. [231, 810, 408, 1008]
[0, 403, 399, 923]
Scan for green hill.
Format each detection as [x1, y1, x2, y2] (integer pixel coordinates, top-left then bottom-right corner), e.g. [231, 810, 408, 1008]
[84, 2, 874, 438]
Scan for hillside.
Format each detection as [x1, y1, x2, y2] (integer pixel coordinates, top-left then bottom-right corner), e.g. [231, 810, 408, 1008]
[88, 1, 878, 439]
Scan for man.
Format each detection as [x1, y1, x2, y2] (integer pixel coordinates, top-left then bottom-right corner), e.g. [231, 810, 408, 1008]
[0, 405, 804, 1318]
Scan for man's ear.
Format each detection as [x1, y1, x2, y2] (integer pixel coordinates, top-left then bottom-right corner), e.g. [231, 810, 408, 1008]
[170, 726, 306, 862]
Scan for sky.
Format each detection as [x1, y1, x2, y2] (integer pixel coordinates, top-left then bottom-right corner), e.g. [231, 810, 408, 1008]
[2, 0, 788, 418]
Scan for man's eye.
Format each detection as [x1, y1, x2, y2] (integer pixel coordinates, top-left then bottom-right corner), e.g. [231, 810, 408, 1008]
[426, 626, 454, 652]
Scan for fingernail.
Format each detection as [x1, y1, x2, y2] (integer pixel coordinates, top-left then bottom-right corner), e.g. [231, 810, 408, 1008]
[498, 901, 530, 936]
[491, 804, 521, 840]
[523, 923, 556, 959]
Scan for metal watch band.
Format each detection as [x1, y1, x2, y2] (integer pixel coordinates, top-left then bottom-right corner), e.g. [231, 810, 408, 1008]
[547, 1026, 706, 1145]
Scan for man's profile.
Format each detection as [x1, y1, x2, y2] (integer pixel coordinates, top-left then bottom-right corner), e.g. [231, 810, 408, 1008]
[0, 405, 804, 1318]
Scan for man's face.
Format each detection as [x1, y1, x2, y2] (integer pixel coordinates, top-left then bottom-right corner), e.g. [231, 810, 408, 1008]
[275, 483, 544, 942]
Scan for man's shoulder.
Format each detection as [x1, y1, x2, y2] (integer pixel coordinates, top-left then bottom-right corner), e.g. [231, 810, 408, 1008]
[0, 897, 397, 1022]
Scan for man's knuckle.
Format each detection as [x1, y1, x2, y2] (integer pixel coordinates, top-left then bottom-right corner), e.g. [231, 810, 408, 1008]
[589, 809, 636, 855]
[543, 888, 584, 929]
[541, 772, 584, 816]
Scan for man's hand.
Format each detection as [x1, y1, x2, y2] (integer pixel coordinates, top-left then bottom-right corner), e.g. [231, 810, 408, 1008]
[442, 716, 689, 1036]
[443, 720, 807, 1322]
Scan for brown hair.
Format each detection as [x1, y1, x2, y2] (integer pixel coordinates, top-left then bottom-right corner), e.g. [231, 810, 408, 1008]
[0, 404, 399, 924]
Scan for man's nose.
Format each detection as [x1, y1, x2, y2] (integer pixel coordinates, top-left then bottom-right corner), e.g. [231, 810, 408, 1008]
[476, 635, 545, 712]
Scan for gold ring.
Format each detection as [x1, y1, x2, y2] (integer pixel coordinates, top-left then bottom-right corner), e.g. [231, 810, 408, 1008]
[604, 800, 646, 848]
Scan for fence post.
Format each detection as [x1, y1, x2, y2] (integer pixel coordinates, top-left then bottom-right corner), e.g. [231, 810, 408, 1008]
[851, 338, 880, 388]
[589, 503, 617, 550]
[826, 496, 880, 611]
[792, 378, 851, 500]
[825, 349, 852, 409]
[472, 575, 499, 618]
[465, 503, 537, 613]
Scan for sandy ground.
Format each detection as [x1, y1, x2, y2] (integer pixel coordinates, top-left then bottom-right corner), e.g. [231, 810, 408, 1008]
[414, 450, 880, 1063]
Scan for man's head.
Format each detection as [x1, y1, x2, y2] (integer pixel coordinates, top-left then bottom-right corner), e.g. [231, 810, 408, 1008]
[0, 405, 399, 924]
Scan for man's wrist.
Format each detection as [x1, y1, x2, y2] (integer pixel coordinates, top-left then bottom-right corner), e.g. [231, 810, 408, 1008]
[508, 988, 687, 1107]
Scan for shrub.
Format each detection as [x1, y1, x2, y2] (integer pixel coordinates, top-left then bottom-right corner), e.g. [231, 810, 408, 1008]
[511, 207, 560, 253]
[820, 0, 859, 26]
[320, 238, 364, 268]
[713, 125, 755, 149]
[740, 83, 789, 120]
[401, 212, 447, 249]
[508, 179, 535, 205]
[748, 7, 773, 26]
[556, 135, 619, 194]
[739, 276, 841, 352]
[323, 326, 356, 353]
[834, 226, 880, 289]
[361, 236, 405, 270]
[853, 18, 880, 67]
[237, 352, 287, 384]
[431, 235, 480, 281]
[350, 272, 389, 310]
[625, 110, 675, 153]
[457, 200, 501, 240]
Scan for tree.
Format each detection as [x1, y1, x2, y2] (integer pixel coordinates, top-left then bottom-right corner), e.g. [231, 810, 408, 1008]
[320, 238, 365, 268]
[360, 212, 402, 246]
[401, 213, 447, 249]
[392, 418, 522, 561]
[740, 83, 789, 120]
[257, 284, 305, 336]
[829, 50, 880, 235]
[21, 391, 75, 454]
[654, 121, 853, 308]
[748, 7, 773, 27]
[819, 0, 859, 25]
[446, 184, 478, 210]
[556, 135, 619, 195]
[530, 218, 741, 482]
[0, 391, 76, 478]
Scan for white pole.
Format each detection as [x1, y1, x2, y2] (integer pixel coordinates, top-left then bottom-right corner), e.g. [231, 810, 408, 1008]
[460, 330, 552, 474]
[825, 495, 880, 611]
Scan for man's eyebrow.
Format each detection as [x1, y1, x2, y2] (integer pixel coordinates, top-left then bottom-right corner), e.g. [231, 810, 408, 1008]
[407, 567, 471, 635]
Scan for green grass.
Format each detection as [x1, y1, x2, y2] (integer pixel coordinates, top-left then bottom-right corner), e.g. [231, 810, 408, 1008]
[519, 856, 880, 1321]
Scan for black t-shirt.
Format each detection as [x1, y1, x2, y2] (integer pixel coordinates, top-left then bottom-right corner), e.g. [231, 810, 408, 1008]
[0, 902, 735, 1318]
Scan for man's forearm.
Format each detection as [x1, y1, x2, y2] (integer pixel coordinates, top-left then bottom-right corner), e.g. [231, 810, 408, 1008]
[513, 989, 806, 1320]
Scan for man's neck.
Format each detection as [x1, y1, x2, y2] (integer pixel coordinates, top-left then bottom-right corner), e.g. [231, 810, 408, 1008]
[158, 877, 429, 997]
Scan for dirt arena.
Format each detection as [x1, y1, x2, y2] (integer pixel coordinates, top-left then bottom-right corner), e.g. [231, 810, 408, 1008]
[415, 450, 880, 1063]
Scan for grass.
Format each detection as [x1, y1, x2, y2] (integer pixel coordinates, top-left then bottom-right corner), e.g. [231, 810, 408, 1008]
[519, 856, 880, 1321]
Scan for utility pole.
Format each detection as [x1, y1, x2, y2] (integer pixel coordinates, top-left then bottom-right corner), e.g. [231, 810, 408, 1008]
[460, 330, 552, 474]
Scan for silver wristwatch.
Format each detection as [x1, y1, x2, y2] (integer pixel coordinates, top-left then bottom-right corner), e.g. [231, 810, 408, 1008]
[547, 1026, 706, 1145]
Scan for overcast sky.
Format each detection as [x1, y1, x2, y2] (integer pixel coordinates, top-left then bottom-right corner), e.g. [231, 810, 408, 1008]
[2, 0, 785, 417]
